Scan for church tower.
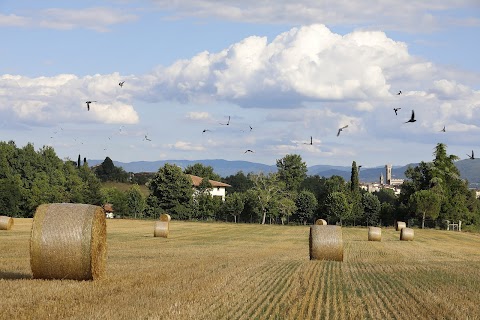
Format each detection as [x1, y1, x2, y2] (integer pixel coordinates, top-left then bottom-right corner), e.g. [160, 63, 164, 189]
[380, 173, 384, 185]
[385, 164, 392, 185]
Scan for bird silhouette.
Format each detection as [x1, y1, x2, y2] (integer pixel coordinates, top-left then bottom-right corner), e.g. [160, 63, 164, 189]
[440, 126, 446, 132]
[220, 116, 230, 125]
[249, 125, 253, 131]
[397, 90, 402, 95]
[337, 125, 348, 137]
[119, 81, 125, 87]
[393, 107, 401, 115]
[304, 136, 313, 145]
[467, 150, 475, 159]
[143, 135, 151, 141]
[85, 101, 96, 111]
[202, 129, 210, 133]
[405, 110, 416, 123]
[244, 149, 254, 153]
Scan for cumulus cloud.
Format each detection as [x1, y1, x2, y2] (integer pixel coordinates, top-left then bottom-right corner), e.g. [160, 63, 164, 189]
[147, 25, 409, 107]
[0, 73, 139, 125]
[2, 24, 480, 143]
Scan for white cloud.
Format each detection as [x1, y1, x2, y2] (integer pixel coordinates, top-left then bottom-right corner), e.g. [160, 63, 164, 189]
[90, 102, 139, 124]
[168, 141, 205, 151]
[0, 13, 30, 27]
[186, 111, 211, 120]
[150, 0, 479, 32]
[0, 73, 139, 125]
[0, 7, 137, 31]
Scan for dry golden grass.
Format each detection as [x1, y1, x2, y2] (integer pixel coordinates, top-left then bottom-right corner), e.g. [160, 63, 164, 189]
[1, 219, 480, 319]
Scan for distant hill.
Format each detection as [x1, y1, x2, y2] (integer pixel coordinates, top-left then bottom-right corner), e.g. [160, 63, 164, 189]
[87, 158, 480, 185]
[87, 159, 277, 178]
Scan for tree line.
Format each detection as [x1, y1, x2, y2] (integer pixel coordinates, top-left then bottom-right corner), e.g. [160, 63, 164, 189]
[1, 140, 479, 230]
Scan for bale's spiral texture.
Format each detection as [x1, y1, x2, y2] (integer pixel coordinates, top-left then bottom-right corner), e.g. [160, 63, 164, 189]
[400, 227, 414, 241]
[30, 203, 107, 280]
[0, 216, 14, 230]
[309, 225, 343, 261]
[368, 226, 382, 241]
[315, 219, 327, 225]
[396, 221, 406, 231]
[154, 221, 169, 238]
[159, 213, 171, 222]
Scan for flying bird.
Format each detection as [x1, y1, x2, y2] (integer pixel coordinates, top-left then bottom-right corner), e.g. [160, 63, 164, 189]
[85, 101, 96, 111]
[249, 125, 253, 131]
[202, 129, 210, 133]
[244, 149, 254, 153]
[304, 136, 313, 145]
[440, 126, 446, 132]
[397, 90, 402, 95]
[393, 108, 401, 115]
[143, 135, 151, 142]
[405, 110, 416, 123]
[220, 116, 230, 125]
[467, 150, 475, 160]
[337, 125, 348, 137]
[119, 81, 125, 87]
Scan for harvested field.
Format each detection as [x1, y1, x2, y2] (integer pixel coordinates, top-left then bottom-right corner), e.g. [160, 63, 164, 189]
[1, 219, 480, 319]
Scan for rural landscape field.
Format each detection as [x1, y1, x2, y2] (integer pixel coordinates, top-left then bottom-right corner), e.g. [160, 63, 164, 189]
[2, 219, 480, 319]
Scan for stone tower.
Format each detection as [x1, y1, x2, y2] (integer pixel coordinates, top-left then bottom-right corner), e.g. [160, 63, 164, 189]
[385, 164, 392, 185]
[380, 173, 384, 185]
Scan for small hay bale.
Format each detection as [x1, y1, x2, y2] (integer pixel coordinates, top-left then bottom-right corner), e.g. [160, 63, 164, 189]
[368, 226, 382, 241]
[315, 219, 327, 225]
[30, 203, 107, 280]
[309, 225, 343, 261]
[154, 221, 169, 238]
[0, 216, 14, 230]
[159, 213, 171, 222]
[396, 221, 406, 231]
[400, 227, 414, 241]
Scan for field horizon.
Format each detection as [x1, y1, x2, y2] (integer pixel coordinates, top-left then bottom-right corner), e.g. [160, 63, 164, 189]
[2, 218, 480, 319]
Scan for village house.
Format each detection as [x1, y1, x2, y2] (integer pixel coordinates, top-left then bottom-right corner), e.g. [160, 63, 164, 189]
[189, 174, 232, 201]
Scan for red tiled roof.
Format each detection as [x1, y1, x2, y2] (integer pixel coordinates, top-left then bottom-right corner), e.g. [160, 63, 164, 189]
[188, 174, 231, 188]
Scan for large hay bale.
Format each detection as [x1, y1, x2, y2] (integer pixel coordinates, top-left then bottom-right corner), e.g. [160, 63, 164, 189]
[368, 226, 382, 241]
[315, 219, 327, 225]
[400, 227, 414, 241]
[30, 203, 107, 280]
[309, 225, 343, 261]
[396, 221, 406, 231]
[0, 216, 14, 230]
[154, 221, 169, 238]
[159, 213, 171, 222]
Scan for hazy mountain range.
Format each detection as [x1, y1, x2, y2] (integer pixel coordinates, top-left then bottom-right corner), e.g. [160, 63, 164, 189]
[88, 158, 480, 186]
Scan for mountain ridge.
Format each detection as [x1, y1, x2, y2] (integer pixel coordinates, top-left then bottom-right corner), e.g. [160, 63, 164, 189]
[87, 158, 480, 185]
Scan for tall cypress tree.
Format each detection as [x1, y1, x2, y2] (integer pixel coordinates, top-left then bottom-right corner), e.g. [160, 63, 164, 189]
[350, 161, 363, 225]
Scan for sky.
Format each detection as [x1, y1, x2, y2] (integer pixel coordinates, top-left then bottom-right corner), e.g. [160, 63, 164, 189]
[1, 1, 480, 169]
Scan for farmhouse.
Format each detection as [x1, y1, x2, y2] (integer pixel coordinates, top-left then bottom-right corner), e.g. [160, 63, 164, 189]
[189, 174, 231, 201]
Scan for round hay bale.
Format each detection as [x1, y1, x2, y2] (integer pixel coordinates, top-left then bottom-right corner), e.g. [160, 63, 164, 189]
[315, 219, 327, 225]
[0, 216, 14, 230]
[309, 225, 343, 261]
[30, 203, 107, 281]
[400, 227, 414, 241]
[368, 226, 382, 241]
[159, 213, 171, 222]
[396, 221, 406, 231]
[154, 221, 169, 238]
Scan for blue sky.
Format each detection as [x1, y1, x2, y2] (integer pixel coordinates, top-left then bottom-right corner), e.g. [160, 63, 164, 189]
[1, 1, 480, 169]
